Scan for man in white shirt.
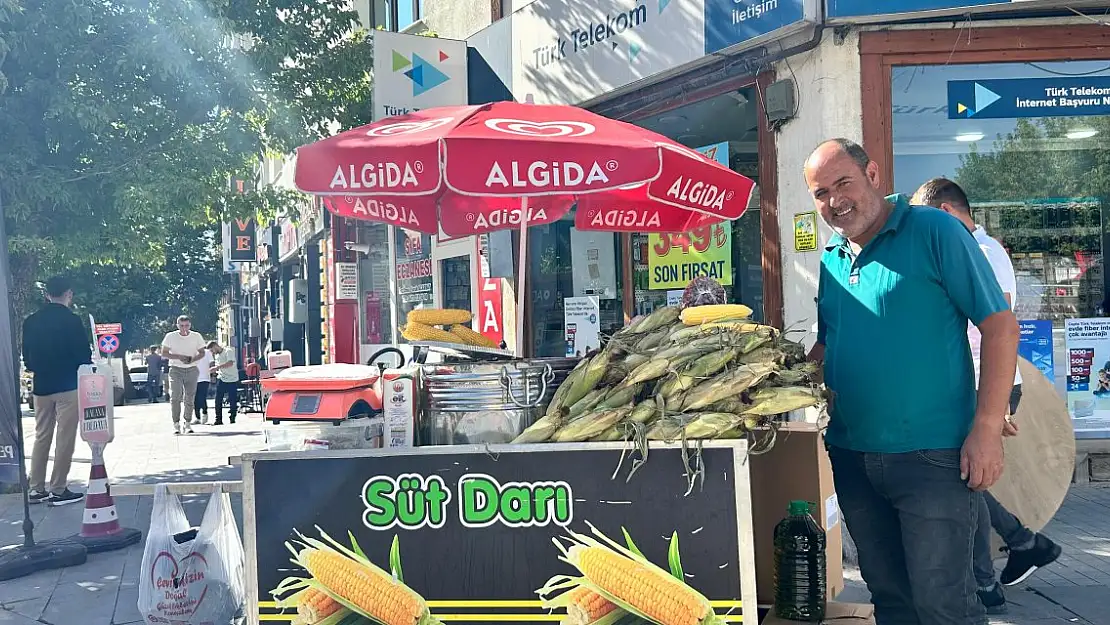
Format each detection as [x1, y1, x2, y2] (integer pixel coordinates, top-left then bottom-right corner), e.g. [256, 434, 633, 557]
[913, 178, 1061, 611]
[193, 347, 214, 425]
[161, 315, 207, 434]
[208, 341, 240, 425]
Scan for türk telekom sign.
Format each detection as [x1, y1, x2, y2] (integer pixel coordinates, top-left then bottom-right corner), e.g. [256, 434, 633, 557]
[371, 31, 468, 121]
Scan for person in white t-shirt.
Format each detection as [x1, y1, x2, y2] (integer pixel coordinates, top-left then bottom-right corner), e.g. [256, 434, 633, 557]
[913, 178, 1062, 610]
[193, 347, 214, 425]
[161, 315, 207, 434]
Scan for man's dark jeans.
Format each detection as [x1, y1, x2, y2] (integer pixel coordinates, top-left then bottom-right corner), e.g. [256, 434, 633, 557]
[973, 384, 1035, 587]
[829, 445, 986, 625]
[147, 374, 160, 402]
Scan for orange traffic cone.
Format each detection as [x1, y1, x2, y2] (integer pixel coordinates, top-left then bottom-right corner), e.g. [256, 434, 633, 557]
[73, 443, 141, 553]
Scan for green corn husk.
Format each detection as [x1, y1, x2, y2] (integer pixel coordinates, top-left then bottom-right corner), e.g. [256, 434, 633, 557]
[680, 362, 777, 412]
[735, 331, 773, 355]
[544, 363, 585, 420]
[646, 412, 741, 441]
[596, 383, 644, 411]
[513, 413, 564, 443]
[589, 425, 628, 442]
[666, 324, 704, 345]
[658, 374, 693, 400]
[601, 363, 631, 387]
[627, 399, 658, 424]
[635, 306, 681, 334]
[553, 405, 633, 442]
[738, 346, 781, 366]
[742, 386, 823, 416]
[634, 327, 672, 352]
[622, 353, 650, 369]
[685, 348, 740, 378]
[773, 361, 821, 385]
[621, 358, 672, 387]
[567, 387, 609, 419]
[708, 397, 747, 413]
[563, 348, 613, 408]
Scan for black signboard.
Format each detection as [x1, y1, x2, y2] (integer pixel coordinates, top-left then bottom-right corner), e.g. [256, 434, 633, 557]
[246, 443, 755, 625]
[229, 218, 258, 262]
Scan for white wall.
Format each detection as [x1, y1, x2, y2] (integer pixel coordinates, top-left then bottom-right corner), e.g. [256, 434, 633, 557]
[773, 30, 863, 344]
[421, 0, 493, 40]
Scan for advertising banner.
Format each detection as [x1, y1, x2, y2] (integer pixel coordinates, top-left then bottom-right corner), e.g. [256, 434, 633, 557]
[948, 77, 1110, 120]
[1064, 318, 1110, 437]
[564, 296, 601, 356]
[371, 31, 468, 121]
[511, 0, 706, 105]
[704, 0, 809, 55]
[648, 224, 733, 290]
[394, 229, 434, 333]
[1018, 320, 1054, 382]
[248, 443, 755, 625]
[477, 278, 504, 345]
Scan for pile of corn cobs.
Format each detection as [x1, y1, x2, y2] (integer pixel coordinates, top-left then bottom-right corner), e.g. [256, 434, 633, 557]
[513, 304, 828, 454]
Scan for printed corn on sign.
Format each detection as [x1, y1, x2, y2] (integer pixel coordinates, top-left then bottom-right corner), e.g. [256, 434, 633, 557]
[648, 224, 733, 290]
[248, 444, 755, 624]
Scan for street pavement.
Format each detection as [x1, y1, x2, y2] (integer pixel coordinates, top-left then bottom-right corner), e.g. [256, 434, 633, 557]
[2, 401, 1110, 624]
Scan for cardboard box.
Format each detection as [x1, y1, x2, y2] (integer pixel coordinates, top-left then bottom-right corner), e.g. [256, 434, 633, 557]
[750, 429, 844, 603]
[762, 602, 876, 624]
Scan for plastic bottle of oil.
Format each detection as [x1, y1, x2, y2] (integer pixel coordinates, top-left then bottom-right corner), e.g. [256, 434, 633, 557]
[773, 500, 827, 621]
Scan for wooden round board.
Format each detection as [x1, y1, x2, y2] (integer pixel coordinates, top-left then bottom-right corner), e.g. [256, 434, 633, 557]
[988, 357, 1075, 552]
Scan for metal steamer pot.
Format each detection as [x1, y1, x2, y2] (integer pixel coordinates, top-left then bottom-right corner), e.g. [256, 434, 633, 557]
[418, 358, 578, 445]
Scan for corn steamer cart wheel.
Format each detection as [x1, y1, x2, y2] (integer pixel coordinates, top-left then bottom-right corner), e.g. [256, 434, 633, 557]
[261, 348, 407, 426]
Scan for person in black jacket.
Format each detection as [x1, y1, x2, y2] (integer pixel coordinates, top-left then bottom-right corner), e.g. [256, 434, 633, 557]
[22, 276, 92, 506]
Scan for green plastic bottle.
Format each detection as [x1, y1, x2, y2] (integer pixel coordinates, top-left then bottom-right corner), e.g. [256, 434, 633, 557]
[773, 500, 827, 621]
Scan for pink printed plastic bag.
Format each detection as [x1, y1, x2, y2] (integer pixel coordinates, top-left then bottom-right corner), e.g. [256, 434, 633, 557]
[138, 485, 245, 625]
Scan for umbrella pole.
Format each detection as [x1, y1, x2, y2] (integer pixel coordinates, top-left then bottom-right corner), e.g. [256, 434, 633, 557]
[515, 198, 529, 356]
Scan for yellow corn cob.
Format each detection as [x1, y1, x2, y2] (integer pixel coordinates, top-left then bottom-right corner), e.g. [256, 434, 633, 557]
[401, 321, 463, 344]
[297, 588, 343, 624]
[571, 545, 710, 625]
[302, 548, 425, 625]
[564, 586, 618, 625]
[448, 324, 498, 348]
[679, 304, 754, 326]
[407, 308, 472, 326]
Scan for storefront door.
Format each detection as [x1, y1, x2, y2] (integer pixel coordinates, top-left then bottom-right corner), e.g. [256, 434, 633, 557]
[432, 235, 478, 326]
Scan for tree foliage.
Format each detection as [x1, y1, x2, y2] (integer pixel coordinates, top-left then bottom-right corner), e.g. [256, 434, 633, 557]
[0, 0, 374, 334]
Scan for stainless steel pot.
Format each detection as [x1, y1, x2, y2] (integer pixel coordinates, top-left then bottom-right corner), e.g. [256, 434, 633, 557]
[419, 357, 579, 445]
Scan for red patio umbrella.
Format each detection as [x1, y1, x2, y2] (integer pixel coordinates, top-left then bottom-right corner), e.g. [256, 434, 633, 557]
[294, 102, 757, 353]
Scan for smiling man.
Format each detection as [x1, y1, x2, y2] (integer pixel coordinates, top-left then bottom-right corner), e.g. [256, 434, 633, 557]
[805, 139, 1019, 625]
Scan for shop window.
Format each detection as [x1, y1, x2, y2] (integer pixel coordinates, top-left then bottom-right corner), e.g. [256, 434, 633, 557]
[630, 88, 764, 320]
[891, 61, 1110, 327]
[356, 223, 394, 345]
[373, 0, 421, 31]
[528, 215, 625, 357]
[395, 226, 434, 341]
[441, 257, 472, 312]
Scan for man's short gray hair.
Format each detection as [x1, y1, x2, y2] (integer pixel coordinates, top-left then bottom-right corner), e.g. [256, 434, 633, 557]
[810, 138, 871, 172]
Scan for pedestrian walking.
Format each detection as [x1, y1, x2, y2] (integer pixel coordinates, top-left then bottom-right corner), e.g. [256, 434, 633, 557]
[208, 341, 240, 425]
[161, 315, 206, 435]
[805, 139, 1020, 625]
[912, 178, 1062, 607]
[194, 346, 213, 424]
[145, 345, 162, 403]
[22, 276, 91, 506]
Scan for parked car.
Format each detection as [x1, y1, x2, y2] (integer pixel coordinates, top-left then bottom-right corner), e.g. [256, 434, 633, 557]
[21, 370, 33, 410]
[128, 365, 159, 400]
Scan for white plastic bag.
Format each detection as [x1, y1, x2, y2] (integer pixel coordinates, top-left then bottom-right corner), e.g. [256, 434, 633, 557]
[138, 485, 245, 625]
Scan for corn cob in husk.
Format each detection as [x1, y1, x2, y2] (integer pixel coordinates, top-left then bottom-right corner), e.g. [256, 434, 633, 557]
[553, 405, 633, 442]
[679, 363, 776, 412]
[646, 412, 743, 441]
[742, 386, 823, 416]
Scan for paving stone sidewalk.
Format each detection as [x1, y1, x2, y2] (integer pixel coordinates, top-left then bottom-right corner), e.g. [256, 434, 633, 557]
[4, 401, 1110, 624]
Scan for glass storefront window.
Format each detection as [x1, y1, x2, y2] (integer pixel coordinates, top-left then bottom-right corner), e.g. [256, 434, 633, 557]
[631, 88, 764, 320]
[356, 223, 394, 345]
[528, 215, 625, 357]
[441, 257, 472, 312]
[394, 226, 434, 342]
[891, 61, 1110, 326]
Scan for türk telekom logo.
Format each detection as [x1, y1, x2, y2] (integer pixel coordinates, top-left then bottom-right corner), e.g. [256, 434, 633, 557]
[365, 117, 454, 137]
[483, 118, 596, 138]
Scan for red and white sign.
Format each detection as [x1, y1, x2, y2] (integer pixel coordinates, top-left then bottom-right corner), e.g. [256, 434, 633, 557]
[78, 365, 114, 444]
[94, 323, 122, 336]
[477, 278, 504, 346]
[439, 195, 574, 236]
[322, 196, 438, 235]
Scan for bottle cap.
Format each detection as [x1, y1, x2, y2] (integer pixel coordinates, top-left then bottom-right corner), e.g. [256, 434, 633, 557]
[788, 500, 810, 516]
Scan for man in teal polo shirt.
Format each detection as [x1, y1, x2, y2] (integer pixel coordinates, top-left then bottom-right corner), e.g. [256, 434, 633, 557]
[805, 139, 1019, 625]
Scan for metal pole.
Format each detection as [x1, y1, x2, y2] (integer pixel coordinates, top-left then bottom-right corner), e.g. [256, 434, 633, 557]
[0, 192, 35, 547]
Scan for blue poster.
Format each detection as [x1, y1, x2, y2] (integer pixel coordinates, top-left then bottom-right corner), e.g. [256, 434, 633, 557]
[695, 141, 730, 167]
[1018, 319, 1054, 382]
[948, 77, 1110, 119]
[704, 0, 806, 55]
[828, 0, 1007, 18]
